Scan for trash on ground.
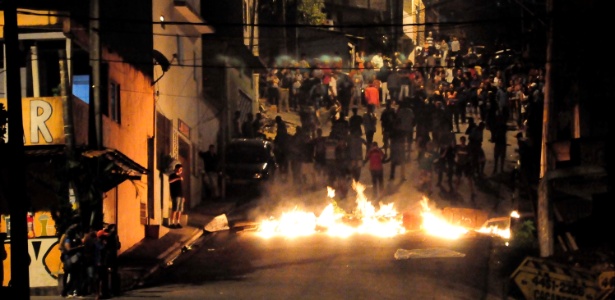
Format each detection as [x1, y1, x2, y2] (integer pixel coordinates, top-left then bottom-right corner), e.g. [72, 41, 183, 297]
[394, 248, 466, 260]
[204, 214, 230, 232]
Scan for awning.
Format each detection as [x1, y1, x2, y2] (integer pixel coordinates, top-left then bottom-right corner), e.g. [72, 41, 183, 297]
[81, 148, 148, 192]
[0, 146, 148, 213]
[24, 145, 67, 160]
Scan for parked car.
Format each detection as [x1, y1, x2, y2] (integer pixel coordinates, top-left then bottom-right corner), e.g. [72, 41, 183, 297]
[224, 138, 277, 186]
[488, 48, 522, 71]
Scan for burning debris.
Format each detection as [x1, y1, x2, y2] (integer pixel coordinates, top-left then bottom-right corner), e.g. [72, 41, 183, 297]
[252, 181, 514, 240]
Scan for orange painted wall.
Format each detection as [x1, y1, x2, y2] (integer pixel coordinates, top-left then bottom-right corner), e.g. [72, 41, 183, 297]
[100, 50, 154, 253]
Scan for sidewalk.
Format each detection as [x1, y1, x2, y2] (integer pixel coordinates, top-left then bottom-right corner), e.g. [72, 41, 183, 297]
[116, 200, 236, 293]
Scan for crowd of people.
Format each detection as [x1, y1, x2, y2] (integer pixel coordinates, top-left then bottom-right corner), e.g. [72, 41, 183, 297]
[211, 32, 545, 207]
[59, 215, 121, 299]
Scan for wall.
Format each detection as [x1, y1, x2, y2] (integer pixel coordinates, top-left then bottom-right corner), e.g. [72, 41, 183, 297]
[2, 212, 60, 287]
[101, 49, 154, 253]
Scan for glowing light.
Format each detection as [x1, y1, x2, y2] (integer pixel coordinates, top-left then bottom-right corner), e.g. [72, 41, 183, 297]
[255, 184, 513, 241]
[419, 197, 469, 239]
[256, 182, 405, 238]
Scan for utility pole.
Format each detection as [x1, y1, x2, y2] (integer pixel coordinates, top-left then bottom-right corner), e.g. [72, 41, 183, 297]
[3, 0, 31, 297]
[59, 50, 80, 212]
[90, 0, 102, 150]
[89, 0, 103, 229]
[537, 0, 554, 257]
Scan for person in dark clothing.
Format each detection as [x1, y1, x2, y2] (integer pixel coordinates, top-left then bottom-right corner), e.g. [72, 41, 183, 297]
[348, 107, 363, 137]
[436, 132, 456, 193]
[60, 219, 84, 298]
[380, 101, 397, 155]
[491, 113, 508, 174]
[98, 224, 121, 298]
[232, 110, 242, 138]
[336, 72, 354, 117]
[169, 164, 184, 229]
[81, 229, 99, 296]
[289, 126, 309, 186]
[274, 116, 290, 183]
[253, 112, 265, 139]
[386, 122, 407, 181]
[199, 144, 220, 200]
[414, 98, 432, 158]
[241, 113, 256, 138]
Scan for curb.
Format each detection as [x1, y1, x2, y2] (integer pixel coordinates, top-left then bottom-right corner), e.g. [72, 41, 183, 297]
[132, 227, 205, 289]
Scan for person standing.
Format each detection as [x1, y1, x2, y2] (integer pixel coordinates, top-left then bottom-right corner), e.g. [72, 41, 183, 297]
[169, 164, 185, 229]
[380, 101, 397, 155]
[364, 141, 386, 199]
[348, 131, 368, 182]
[450, 36, 461, 58]
[274, 116, 290, 183]
[387, 122, 407, 181]
[348, 107, 363, 137]
[364, 79, 380, 109]
[491, 113, 508, 175]
[199, 145, 220, 200]
[417, 141, 438, 196]
[241, 113, 256, 138]
[253, 112, 265, 139]
[396, 100, 415, 158]
[278, 68, 293, 113]
[101, 224, 121, 298]
[362, 104, 378, 149]
[454, 136, 476, 200]
[60, 219, 84, 297]
[232, 110, 242, 138]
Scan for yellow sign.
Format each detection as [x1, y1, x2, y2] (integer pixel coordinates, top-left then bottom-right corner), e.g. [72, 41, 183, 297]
[511, 256, 601, 300]
[0, 97, 65, 145]
[0, 10, 61, 39]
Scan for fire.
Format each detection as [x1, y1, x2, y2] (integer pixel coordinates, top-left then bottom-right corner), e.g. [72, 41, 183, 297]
[419, 197, 469, 239]
[256, 182, 406, 238]
[255, 182, 513, 240]
[475, 210, 519, 239]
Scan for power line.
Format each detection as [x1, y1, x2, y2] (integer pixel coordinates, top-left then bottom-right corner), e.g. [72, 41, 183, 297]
[13, 9, 531, 30]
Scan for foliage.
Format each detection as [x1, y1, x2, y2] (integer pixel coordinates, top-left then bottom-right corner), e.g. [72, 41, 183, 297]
[297, 0, 327, 26]
[511, 219, 537, 249]
[38, 150, 109, 234]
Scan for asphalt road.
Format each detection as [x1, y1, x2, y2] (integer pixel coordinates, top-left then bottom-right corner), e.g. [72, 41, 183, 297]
[127, 230, 505, 300]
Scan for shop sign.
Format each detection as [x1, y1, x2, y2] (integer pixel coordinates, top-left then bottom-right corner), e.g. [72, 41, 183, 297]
[0, 97, 65, 145]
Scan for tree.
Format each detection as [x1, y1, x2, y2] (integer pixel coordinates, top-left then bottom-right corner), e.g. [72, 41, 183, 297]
[297, 0, 327, 25]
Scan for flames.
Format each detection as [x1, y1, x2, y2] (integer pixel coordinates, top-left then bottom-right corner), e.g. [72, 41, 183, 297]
[256, 182, 513, 240]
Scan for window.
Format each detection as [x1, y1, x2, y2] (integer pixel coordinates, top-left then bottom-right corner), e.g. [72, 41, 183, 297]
[73, 75, 90, 103]
[109, 81, 121, 123]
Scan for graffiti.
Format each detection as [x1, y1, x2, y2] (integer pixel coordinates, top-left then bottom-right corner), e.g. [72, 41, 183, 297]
[2, 237, 62, 287]
[1, 211, 60, 288]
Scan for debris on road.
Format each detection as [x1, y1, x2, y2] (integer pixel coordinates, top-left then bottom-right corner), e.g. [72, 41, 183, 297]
[394, 248, 466, 260]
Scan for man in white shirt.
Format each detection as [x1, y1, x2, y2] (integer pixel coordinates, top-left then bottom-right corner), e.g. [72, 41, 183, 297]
[371, 52, 384, 70]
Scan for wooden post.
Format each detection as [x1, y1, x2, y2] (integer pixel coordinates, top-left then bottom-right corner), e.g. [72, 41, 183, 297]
[537, 0, 554, 257]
